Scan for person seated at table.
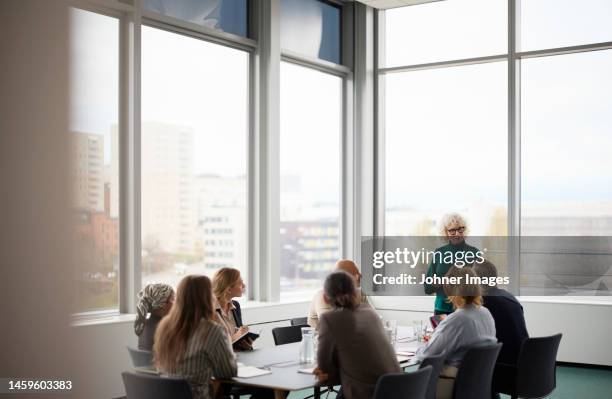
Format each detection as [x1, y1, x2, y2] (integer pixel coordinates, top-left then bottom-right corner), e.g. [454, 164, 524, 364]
[314, 271, 400, 399]
[307, 259, 369, 329]
[473, 260, 528, 397]
[416, 266, 497, 399]
[424, 213, 481, 316]
[134, 283, 174, 351]
[154, 275, 237, 399]
[212, 267, 252, 350]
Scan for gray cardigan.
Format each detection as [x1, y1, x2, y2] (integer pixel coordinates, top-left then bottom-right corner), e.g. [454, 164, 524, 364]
[416, 304, 497, 367]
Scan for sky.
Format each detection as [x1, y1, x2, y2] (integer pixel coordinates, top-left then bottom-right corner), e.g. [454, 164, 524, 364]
[383, 0, 612, 215]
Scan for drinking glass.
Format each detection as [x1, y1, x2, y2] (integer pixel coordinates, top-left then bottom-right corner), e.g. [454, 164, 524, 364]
[384, 319, 398, 345]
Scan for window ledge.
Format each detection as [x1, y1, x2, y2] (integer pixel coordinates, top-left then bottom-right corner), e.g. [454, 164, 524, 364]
[517, 296, 612, 306]
[72, 312, 135, 327]
[72, 300, 312, 327]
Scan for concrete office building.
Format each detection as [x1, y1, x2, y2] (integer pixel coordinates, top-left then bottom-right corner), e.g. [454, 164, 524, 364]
[70, 131, 104, 212]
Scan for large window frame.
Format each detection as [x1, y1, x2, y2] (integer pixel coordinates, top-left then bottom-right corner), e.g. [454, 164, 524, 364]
[72, 0, 355, 316]
[375, 0, 612, 298]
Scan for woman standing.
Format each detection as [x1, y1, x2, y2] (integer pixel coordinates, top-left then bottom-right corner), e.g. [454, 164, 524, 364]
[134, 283, 174, 351]
[424, 213, 480, 315]
[154, 275, 237, 399]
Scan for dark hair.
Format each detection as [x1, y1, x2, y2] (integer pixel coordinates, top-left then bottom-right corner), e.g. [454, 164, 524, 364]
[443, 266, 483, 309]
[473, 259, 498, 279]
[324, 271, 359, 310]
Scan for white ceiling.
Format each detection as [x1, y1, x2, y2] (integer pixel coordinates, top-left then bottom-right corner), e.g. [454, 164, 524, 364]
[353, 0, 442, 10]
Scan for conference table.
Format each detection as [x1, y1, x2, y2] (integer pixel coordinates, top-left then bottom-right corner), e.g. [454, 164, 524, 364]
[231, 327, 424, 399]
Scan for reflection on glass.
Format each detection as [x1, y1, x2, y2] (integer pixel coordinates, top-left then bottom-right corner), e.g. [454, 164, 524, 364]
[143, 0, 248, 37]
[384, 62, 508, 237]
[521, 50, 612, 236]
[384, 0, 506, 67]
[280, 62, 342, 300]
[281, 0, 341, 64]
[521, 0, 612, 52]
[141, 26, 248, 291]
[69, 8, 120, 312]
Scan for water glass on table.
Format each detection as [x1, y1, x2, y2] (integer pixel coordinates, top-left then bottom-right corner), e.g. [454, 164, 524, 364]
[383, 319, 398, 345]
[412, 320, 425, 342]
[299, 327, 315, 364]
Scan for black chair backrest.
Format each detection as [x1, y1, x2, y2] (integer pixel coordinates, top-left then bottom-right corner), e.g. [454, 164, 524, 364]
[290, 317, 308, 326]
[127, 346, 154, 368]
[272, 324, 309, 345]
[515, 333, 562, 398]
[453, 343, 502, 399]
[419, 353, 446, 399]
[122, 371, 193, 399]
[373, 366, 432, 399]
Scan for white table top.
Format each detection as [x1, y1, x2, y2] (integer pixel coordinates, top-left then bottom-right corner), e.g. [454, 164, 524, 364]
[231, 326, 424, 392]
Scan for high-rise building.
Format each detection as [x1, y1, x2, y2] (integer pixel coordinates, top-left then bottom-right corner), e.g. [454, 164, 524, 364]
[70, 131, 104, 212]
[195, 174, 247, 271]
[140, 121, 197, 255]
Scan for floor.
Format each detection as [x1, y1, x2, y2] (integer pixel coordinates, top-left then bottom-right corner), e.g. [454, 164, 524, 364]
[281, 365, 612, 399]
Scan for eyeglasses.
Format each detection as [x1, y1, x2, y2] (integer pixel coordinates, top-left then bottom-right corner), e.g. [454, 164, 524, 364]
[447, 227, 466, 234]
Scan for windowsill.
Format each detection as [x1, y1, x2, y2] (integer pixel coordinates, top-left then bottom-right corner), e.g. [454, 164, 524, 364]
[517, 296, 612, 306]
[72, 299, 312, 327]
[72, 312, 134, 327]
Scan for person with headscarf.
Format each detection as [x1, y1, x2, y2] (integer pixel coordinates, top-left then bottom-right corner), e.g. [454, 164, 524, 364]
[134, 283, 174, 351]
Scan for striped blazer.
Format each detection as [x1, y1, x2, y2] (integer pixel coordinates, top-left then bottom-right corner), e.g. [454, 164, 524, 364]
[163, 319, 237, 399]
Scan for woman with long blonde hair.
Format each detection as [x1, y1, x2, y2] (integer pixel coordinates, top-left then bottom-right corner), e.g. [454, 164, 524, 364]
[212, 267, 251, 349]
[154, 275, 236, 399]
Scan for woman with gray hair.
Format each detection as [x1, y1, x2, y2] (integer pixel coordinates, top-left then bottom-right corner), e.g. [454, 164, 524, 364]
[424, 213, 481, 315]
[314, 271, 400, 399]
[134, 283, 175, 350]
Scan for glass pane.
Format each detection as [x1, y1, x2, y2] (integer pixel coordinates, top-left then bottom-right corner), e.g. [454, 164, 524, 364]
[521, 50, 612, 236]
[281, 0, 341, 64]
[141, 26, 249, 291]
[143, 0, 248, 37]
[521, 0, 612, 52]
[384, 62, 508, 236]
[280, 62, 342, 300]
[384, 0, 506, 67]
[69, 9, 120, 312]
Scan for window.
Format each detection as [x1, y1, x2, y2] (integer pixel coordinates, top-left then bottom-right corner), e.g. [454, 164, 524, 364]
[381, 1, 612, 298]
[143, 0, 249, 37]
[521, 50, 612, 236]
[141, 26, 249, 290]
[521, 0, 612, 51]
[384, 0, 506, 67]
[384, 63, 508, 237]
[280, 61, 342, 300]
[69, 8, 120, 312]
[281, 0, 341, 64]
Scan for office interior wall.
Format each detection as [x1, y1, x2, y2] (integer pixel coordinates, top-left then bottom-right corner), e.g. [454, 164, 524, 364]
[0, 1, 83, 397]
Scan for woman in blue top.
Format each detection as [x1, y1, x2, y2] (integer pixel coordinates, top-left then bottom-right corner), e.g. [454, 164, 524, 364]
[424, 213, 480, 315]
